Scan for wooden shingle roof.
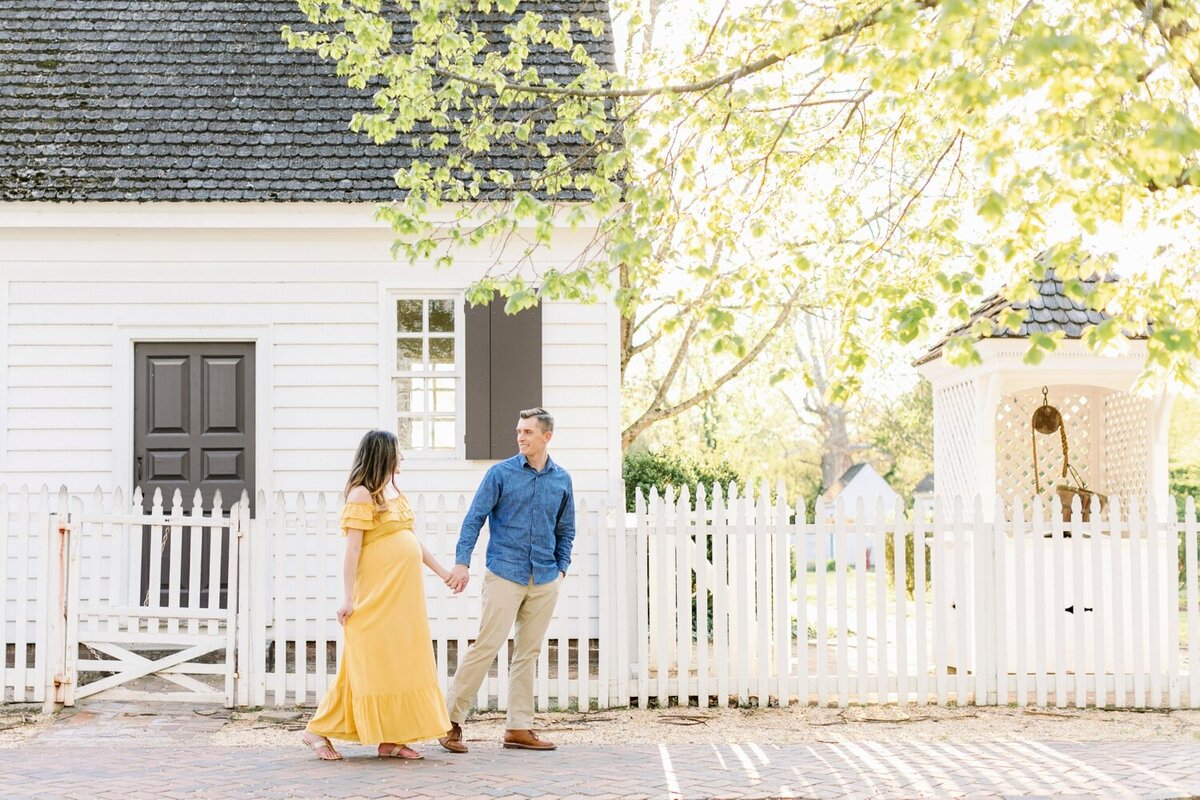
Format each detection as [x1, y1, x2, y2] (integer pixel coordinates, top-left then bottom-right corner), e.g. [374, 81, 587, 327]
[0, 0, 615, 202]
[916, 268, 1138, 365]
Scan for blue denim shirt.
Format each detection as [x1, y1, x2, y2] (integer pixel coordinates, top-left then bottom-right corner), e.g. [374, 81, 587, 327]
[455, 454, 576, 585]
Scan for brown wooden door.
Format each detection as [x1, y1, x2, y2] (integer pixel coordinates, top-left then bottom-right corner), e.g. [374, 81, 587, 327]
[134, 342, 254, 605]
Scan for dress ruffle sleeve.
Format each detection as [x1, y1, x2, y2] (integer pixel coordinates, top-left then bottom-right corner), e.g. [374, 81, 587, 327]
[340, 502, 377, 535]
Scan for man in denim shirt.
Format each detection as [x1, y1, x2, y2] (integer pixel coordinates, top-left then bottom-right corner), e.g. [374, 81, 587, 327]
[439, 407, 575, 753]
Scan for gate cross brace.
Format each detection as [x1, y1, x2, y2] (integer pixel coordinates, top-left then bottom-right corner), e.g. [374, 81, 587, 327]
[74, 641, 221, 700]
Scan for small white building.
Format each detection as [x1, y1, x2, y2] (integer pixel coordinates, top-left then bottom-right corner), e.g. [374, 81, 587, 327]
[0, 0, 622, 508]
[813, 463, 899, 568]
[913, 472, 935, 517]
[821, 463, 901, 516]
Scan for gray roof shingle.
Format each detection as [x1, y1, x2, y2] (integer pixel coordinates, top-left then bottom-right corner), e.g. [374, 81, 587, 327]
[917, 267, 1142, 365]
[0, 1, 616, 202]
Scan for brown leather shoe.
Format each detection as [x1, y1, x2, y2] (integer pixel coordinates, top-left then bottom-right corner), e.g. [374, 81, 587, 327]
[439, 722, 468, 754]
[503, 729, 557, 751]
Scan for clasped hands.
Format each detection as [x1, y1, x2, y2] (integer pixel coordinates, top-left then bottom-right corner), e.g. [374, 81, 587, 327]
[444, 563, 469, 594]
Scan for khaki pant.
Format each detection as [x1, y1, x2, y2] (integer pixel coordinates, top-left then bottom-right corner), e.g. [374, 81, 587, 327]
[446, 570, 562, 730]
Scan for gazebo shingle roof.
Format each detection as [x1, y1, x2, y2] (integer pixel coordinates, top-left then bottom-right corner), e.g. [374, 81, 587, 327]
[916, 268, 1135, 365]
[0, 0, 615, 203]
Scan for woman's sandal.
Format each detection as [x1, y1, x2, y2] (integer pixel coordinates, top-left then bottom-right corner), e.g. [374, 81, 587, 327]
[301, 731, 343, 761]
[377, 743, 423, 760]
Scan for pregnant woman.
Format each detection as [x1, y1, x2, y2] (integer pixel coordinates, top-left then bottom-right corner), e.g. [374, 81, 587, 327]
[301, 429, 456, 760]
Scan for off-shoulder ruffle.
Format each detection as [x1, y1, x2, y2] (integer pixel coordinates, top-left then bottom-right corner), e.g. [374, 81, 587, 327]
[340, 496, 417, 536]
[340, 502, 377, 535]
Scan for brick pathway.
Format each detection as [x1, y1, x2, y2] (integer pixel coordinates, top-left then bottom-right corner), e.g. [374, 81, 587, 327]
[1, 705, 1198, 799]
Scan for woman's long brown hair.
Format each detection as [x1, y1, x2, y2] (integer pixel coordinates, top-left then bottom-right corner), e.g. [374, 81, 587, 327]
[344, 430, 400, 509]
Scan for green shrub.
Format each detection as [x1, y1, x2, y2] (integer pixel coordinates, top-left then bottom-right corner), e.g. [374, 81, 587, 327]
[1171, 466, 1200, 505]
[622, 449, 744, 512]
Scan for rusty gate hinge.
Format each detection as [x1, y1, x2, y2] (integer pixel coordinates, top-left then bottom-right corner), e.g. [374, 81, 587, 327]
[53, 673, 74, 687]
[57, 521, 74, 535]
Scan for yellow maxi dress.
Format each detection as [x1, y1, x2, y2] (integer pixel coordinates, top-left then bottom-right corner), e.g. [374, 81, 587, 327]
[306, 495, 451, 744]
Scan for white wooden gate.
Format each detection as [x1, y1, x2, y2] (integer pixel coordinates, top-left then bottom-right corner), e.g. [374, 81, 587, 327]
[61, 488, 246, 707]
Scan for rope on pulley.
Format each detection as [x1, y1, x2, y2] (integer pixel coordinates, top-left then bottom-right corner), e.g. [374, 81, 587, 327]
[1031, 386, 1069, 495]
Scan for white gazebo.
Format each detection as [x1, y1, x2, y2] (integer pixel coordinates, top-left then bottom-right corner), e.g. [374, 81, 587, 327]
[915, 269, 1172, 514]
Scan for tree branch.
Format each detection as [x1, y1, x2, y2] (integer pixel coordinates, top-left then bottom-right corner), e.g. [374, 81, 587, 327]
[1131, 0, 1200, 92]
[621, 280, 809, 447]
[427, 0, 940, 101]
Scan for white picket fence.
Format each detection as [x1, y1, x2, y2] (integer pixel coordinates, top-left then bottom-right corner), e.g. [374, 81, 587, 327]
[4, 482, 1198, 710]
[630, 484, 1196, 709]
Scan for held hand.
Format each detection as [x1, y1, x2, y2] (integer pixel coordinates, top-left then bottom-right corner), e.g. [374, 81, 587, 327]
[336, 601, 354, 626]
[445, 564, 469, 594]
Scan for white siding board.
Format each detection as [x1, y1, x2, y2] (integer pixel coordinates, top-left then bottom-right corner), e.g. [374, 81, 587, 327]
[6, 387, 107, 408]
[7, 325, 114, 345]
[543, 365, 608, 387]
[6, 430, 111, 451]
[8, 304, 373, 325]
[7, 366, 112, 387]
[547, 428, 610, 450]
[547, 407, 609, 425]
[273, 365, 377, 387]
[6, 408, 111, 429]
[274, 344, 378, 366]
[7, 346, 112, 366]
[543, 344, 607, 366]
[273, 429, 374, 450]
[0, 471, 110, 487]
[273, 451, 366, 472]
[272, 408, 381, 429]
[542, 324, 607, 346]
[5, 451, 111, 471]
[542, 302, 606, 324]
[273, 324, 379, 345]
[543, 387, 610, 408]
[8, 282, 377, 304]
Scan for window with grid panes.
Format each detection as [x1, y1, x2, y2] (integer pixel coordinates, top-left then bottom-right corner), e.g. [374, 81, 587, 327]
[393, 297, 461, 452]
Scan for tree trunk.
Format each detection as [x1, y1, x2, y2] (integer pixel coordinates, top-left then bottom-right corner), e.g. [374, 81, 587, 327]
[820, 404, 855, 491]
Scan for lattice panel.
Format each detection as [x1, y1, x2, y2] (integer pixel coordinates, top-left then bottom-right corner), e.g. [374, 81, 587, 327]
[1103, 392, 1150, 502]
[934, 379, 977, 501]
[995, 387, 1094, 507]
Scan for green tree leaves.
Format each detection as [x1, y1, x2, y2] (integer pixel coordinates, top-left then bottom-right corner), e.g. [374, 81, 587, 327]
[287, 0, 1200, 417]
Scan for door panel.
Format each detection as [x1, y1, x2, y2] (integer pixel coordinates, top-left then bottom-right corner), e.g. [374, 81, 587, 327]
[134, 342, 255, 607]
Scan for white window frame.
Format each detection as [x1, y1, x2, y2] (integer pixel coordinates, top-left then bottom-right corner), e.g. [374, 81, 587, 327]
[380, 289, 466, 460]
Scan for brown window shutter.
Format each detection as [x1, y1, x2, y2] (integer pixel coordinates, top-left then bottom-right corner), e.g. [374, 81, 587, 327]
[464, 301, 492, 459]
[464, 298, 543, 459]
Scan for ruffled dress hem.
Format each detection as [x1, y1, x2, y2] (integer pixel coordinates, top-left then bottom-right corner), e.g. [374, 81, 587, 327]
[307, 684, 451, 745]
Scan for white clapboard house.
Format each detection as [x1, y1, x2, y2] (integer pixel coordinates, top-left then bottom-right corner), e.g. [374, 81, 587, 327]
[0, 0, 622, 506]
[0, 1, 624, 708]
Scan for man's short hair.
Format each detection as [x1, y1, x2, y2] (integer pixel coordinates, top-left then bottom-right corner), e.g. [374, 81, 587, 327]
[519, 407, 554, 433]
